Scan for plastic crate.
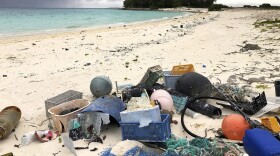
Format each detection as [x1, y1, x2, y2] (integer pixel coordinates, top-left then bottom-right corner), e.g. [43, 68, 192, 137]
[171, 95, 188, 113]
[45, 90, 83, 118]
[171, 64, 194, 75]
[48, 99, 89, 132]
[120, 114, 171, 142]
[139, 65, 163, 89]
[261, 117, 280, 133]
[163, 71, 181, 89]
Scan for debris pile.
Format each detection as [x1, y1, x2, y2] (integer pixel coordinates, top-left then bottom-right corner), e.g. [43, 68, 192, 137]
[1, 64, 280, 156]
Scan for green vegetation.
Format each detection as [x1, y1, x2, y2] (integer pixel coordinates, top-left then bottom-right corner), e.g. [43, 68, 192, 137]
[259, 3, 280, 9]
[253, 19, 280, 31]
[123, 0, 217, 9]
[208, 4, 229, 11]
[243, 5, 257, 8]
[259, 3, 272, 8]
[255, 84, 270, 89]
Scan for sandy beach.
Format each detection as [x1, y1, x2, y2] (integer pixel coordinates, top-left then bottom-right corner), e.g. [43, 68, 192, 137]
[0, 8, 280, 155]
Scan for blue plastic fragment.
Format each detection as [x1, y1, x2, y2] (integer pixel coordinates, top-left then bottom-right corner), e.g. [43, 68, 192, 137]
[243, 128, 280, 156]
[82, 95, 125, 122]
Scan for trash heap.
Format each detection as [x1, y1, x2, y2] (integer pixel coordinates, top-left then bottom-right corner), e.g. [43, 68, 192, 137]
[1, 64, 280, 156]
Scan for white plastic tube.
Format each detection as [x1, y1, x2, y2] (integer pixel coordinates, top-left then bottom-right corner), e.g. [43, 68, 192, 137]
[185, 109, 201, 119]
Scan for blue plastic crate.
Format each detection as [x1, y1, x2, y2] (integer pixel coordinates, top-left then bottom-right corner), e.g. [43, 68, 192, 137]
[163, 71, 181, 89]
[120, 114, 171, 142]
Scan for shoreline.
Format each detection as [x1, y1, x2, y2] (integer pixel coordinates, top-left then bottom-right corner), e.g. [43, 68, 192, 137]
[0, 9, 190, 42]
[0, 11, 196, 44]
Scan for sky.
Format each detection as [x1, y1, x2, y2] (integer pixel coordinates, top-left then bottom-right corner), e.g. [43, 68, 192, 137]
[0, 0, 279, 8]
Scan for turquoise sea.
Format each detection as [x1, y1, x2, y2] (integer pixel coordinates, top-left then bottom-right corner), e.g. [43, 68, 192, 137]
[0, 8, 188, 37]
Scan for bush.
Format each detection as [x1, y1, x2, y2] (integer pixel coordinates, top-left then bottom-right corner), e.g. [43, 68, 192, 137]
[259, 3, 272, 8]
[243, 5, 257, 8]
[208, 4, 229, 11]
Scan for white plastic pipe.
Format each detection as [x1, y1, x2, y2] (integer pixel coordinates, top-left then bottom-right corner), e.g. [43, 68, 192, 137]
[185, 109, 201, 119]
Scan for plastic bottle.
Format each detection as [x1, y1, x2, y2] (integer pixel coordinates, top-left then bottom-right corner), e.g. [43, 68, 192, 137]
[0, 106, 21, 140]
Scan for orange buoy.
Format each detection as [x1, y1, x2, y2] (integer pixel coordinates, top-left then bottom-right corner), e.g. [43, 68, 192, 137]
[222, 114, 250, 141]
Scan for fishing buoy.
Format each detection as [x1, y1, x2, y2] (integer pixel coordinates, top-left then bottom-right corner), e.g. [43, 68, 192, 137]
[0, 106, 21, 140]
[222, 114, 250, 141]
[90, 75, 112, 98]
[151, 89, 174, 112]
[175, 72, 213, 97]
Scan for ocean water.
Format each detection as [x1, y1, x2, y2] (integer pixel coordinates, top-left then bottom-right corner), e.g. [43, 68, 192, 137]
[0, 8, 188, 37]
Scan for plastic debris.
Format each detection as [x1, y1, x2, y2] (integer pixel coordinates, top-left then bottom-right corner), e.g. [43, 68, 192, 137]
[275, 80, 280, 97]
[188, 100, 222, 118]
[78, 112, 110, 138]
[1, 152, 13, 156]
[82, 95, 125, 123]
[90, 75, 112, 98]
[243, 128, 280, 156]
[0, 106, 21, 140]
[120, 105, 161, 128]
[163, 135, 242, 156]
[69, 118, 84, 141]
[252, 97, 280, 117]
[21, 130, 58, 146]
[101, 140, 160, 156]
[62, 133, 77, 156]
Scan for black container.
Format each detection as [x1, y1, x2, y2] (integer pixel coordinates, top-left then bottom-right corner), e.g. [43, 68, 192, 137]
[188, 100, 222, 119]
[275, 80, 280, 97]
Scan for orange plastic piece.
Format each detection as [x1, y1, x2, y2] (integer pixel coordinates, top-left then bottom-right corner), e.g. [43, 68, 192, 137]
[171, 64, 194, 75]
[222, 114, 250, 141]
[261, 117, 280, 133]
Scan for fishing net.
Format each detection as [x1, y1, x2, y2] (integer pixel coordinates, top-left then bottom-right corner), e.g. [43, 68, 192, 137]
[214, 83, 253, 103]
[162, 135, 242, 156]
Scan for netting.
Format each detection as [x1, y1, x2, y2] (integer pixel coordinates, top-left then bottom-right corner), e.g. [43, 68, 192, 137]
[162, 135, 242, 156]
[214, 83, 253, 103]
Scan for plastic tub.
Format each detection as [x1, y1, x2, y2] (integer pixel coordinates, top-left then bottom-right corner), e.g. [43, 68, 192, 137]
[48, 99, 89, 132]
[163, 71, 181, 89]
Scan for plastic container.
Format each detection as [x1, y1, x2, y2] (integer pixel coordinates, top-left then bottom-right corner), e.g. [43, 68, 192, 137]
[120, 114, 171, 142]
[275, 80, 280, 97]
[45, 90, 83, 118]
[261, 117, 280, 133]
[48, 99, 89, 132]
[171, 64, 194, 75]
[138, 65, 163, 89]
[120, 105, 161, 128]
[163, 71, 181, 89]
[0, 106, 21, 140]
[243, 128, 280, 156]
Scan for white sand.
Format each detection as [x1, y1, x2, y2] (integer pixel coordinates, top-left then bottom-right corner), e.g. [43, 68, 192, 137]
[0, 8, 280, 155]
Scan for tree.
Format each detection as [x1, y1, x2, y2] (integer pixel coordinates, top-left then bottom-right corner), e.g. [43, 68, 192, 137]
[123, 0, 216, 9]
